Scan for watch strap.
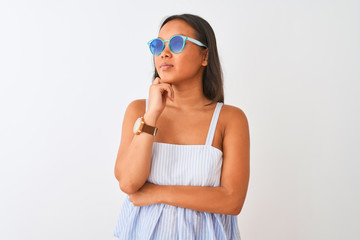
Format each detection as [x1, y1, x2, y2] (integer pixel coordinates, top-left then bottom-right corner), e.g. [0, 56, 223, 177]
[142, 123, 158, 136]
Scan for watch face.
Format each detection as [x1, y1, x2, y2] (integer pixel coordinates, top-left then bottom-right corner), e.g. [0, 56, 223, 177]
[133, 118, 141, 134]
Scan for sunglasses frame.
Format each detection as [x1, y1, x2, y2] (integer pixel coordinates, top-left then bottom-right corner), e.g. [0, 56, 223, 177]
[147, 35, 207, 56]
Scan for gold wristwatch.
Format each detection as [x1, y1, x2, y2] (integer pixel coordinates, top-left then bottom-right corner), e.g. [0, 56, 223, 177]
[133, 116, 158, 136]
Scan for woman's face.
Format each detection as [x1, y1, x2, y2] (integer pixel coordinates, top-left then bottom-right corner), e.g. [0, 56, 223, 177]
[154, 19, 208, 84]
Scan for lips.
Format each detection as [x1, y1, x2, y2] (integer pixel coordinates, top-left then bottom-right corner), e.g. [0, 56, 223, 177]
[160, 63, 174, 69]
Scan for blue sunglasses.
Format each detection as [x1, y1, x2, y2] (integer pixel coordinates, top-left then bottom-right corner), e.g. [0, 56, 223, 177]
[147, 35, 207, 56]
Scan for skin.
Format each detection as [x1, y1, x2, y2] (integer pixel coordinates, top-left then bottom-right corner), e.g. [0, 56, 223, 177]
[116, 19, 250, 215]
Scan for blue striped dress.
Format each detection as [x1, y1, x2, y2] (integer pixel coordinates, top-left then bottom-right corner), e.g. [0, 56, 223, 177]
[114, 99, 241, 240]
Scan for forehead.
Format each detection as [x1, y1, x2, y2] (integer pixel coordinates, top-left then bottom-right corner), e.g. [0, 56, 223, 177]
[158, 19, 196, 39]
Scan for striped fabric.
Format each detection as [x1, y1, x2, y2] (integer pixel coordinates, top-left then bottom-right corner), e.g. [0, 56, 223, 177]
[114, 99, 241, 240]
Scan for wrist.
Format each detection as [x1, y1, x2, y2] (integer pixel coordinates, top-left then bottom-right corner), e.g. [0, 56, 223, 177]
[143, 112, 158, 126]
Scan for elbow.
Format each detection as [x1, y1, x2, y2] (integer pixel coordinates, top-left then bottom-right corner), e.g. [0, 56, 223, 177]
[114, 167, 138, 194]
[119, 182, 140, 195]
[228, 201, 243, 216]
[225, 189, 245, 216]
[114, 170, 143, 194]
[230, 204, 243, 216]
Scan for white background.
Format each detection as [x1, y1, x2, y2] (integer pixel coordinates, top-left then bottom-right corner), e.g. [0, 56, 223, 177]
[0, 0, 359, 239]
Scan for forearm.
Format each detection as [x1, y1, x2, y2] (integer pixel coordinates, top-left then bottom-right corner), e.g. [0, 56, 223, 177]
[116, 113, 158, 194]
[116, 139, 152, 193]
[158, 185, 243, 216]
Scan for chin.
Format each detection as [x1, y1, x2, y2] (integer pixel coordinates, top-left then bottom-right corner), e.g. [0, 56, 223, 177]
[158, 74, 175, 83]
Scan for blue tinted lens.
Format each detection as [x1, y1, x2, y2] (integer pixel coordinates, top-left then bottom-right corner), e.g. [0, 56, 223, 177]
[150, 39, 164, 55]
[170, 36, 184, 53]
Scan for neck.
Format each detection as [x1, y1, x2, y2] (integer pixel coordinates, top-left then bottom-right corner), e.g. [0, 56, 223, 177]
[165, 76, 212, 111]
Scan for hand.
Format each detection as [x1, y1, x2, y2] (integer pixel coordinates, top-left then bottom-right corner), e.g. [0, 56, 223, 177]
[128, 182, 161, 207]
[147, 77, 174, 118]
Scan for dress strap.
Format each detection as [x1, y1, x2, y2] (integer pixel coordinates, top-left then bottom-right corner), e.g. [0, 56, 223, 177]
[205, 102, 224, 146]
[145, 98, 148, 112]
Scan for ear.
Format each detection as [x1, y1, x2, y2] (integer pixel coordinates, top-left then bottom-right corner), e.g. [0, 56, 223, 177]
[201, 49, 208, 67]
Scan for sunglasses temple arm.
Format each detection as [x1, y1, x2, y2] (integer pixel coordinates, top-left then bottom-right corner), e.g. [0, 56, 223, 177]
[188, 38, 207, 48]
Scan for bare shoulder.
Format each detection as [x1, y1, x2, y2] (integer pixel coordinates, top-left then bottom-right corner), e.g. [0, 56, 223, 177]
[220, 103, 249, 131]
[126, 99, 146, 115]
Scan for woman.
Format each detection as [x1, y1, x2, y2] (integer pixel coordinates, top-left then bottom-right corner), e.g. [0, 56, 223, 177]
[114, 13, 250, 239]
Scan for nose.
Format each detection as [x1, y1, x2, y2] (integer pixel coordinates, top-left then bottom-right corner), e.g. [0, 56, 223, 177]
[160, 40, 172, 58]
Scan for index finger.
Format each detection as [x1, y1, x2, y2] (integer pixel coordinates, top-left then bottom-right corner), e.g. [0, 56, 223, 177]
[153, 77, 161, 84]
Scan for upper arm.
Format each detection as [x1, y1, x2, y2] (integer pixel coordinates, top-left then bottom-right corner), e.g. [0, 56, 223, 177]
[220, 105, 250, 213]
[114, 99, 146, 181]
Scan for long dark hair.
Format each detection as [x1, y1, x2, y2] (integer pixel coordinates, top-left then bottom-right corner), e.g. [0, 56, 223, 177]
[152, 13, 224, 105]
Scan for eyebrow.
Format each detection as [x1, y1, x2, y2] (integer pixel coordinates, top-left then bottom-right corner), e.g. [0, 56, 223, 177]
[157, 33, 187, 39]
